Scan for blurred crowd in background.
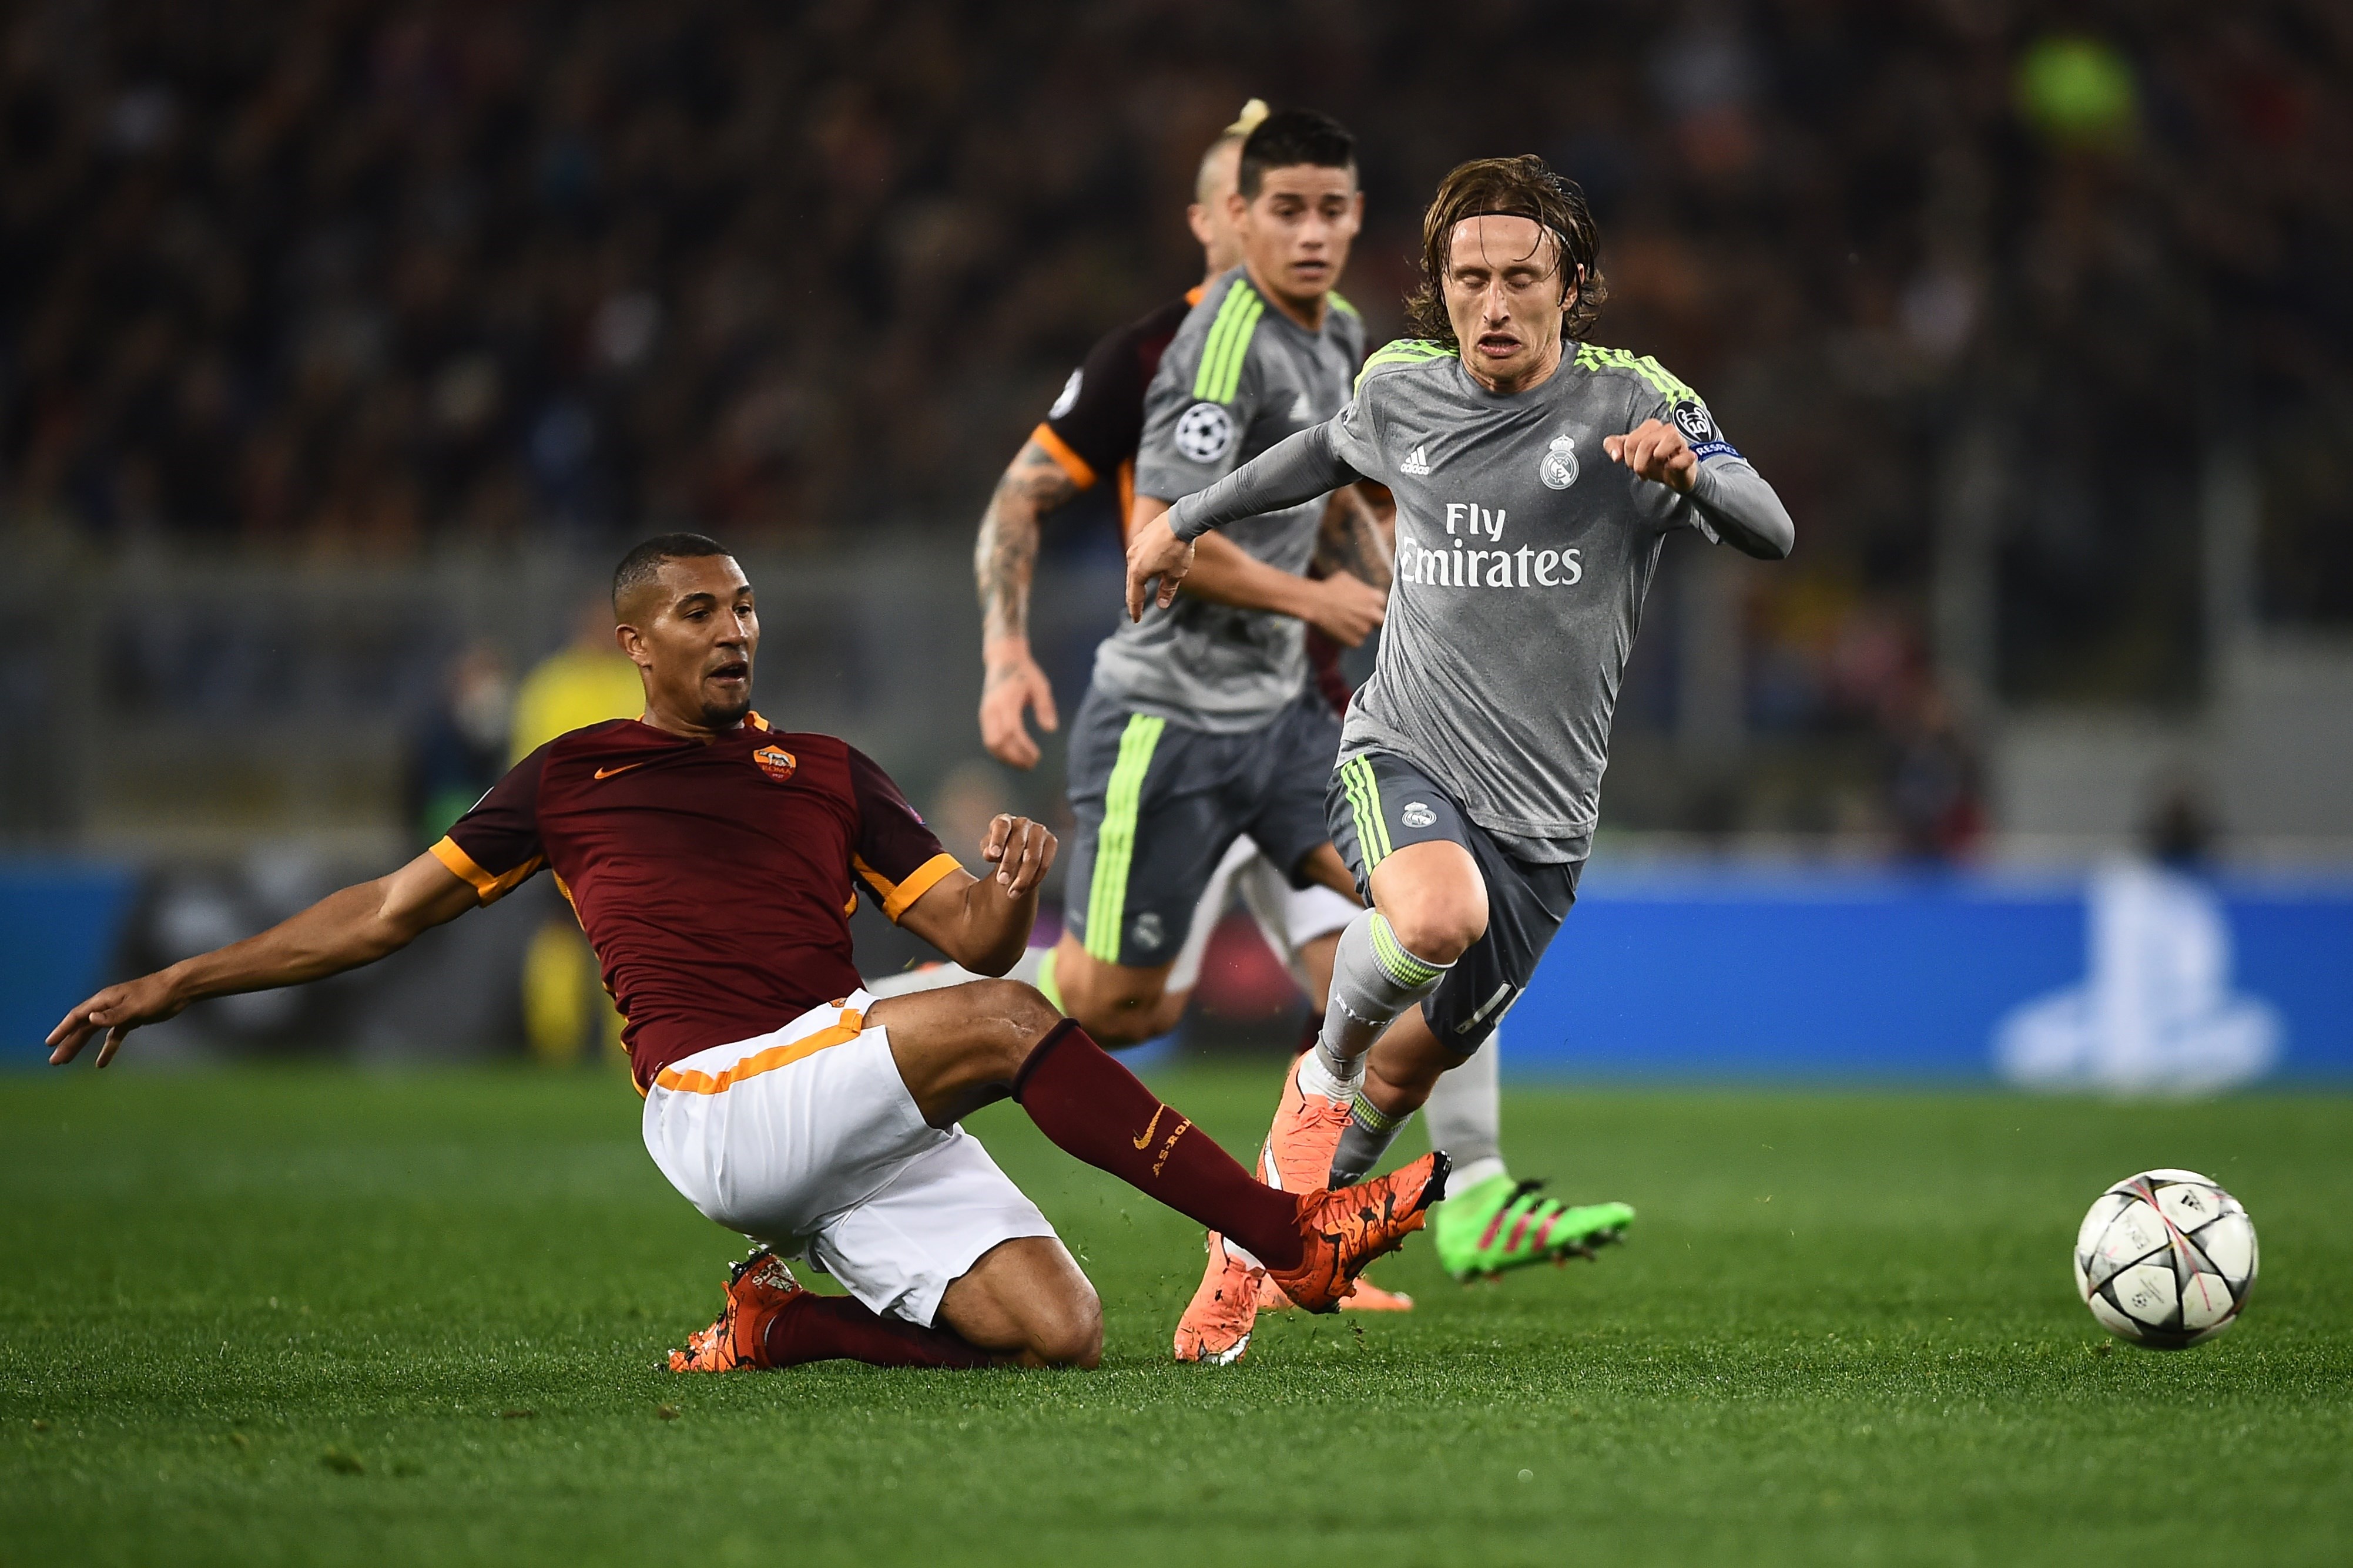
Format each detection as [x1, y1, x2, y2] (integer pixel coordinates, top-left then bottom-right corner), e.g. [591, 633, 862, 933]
[4, 1, 2349, 862]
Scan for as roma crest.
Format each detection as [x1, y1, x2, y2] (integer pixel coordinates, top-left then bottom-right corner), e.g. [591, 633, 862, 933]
[752, 745, 797, 783]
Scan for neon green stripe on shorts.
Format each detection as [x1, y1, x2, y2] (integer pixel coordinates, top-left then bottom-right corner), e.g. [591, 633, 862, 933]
[1084, 714, 1165, 963]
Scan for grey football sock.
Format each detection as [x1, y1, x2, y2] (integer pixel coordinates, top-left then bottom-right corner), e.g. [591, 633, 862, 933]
[1330, 1089, 1412, 1186]
[1315, 911, 1451, 1080]
[1423, 1032, 1502, 1171]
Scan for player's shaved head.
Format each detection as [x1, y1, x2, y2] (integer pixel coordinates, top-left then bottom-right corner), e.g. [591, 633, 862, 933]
[1195, 98, 1268, 206]
[614, 532, 733, 620]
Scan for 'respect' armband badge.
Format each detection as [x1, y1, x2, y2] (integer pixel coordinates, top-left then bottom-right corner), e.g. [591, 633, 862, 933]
[1672, 399, 1740, 463]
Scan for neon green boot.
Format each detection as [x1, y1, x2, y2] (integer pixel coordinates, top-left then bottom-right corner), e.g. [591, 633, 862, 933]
[1432, 1173, 1633, 1281]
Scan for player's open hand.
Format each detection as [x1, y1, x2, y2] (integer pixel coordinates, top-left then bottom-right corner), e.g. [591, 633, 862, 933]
[1604, 418, 1698, 493]
[46, 971, 188, 1068]
[978, 644, 1058, 771]
[1124, 516, 1196, 622]
[978, 813, 1058, 897]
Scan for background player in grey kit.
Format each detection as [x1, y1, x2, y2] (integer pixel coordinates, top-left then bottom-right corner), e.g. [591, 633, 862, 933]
[945, 100, 1368, 1047]
[1127, 155, 1796, 1297]
[1047, 108, 1385, 1052]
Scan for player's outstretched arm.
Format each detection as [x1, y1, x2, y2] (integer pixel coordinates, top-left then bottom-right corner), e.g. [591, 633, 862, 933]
[974, 438, 1080, 770]
[895, 814, 1058, 979]
[1124, 424, 1362, 621]
[1604, 418, 1795, 560]
[46, 852, 482, 1067]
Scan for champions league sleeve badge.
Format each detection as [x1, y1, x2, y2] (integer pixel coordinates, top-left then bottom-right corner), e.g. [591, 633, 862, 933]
[1672, 399, 1739, 462]
[1539, 434, 1580, 490]
[1175, 401, 1235, 462]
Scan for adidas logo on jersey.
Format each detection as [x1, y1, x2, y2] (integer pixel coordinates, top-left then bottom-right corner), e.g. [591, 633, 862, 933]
[1399, 444, 1432, 476]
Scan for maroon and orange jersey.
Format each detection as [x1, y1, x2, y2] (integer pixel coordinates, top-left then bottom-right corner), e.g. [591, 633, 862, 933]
[1031, 288, 1199, 530]
[431, 714, 958, 1090]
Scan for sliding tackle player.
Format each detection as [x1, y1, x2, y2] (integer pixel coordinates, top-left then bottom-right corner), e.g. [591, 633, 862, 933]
[51, 534, 1444, 1373]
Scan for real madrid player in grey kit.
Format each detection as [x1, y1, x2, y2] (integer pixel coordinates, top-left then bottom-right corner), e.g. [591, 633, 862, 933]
[1050, 109, 1380, 1043]
[1131, 156, 1796, 1361]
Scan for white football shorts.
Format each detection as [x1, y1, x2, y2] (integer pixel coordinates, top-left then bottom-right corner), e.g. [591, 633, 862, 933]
[641, 990, 1058, 1327]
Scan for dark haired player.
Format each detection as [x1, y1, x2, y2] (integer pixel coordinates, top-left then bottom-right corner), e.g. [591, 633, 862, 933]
[965, 102, 1382, 1048]
[1128, 156, 1796, 1360]
[1057, 108, 1400, 1361]
[927, 103, 1364, 1067]
[946, 104, 1440, 1323]
[48, 534, 1444, 1373]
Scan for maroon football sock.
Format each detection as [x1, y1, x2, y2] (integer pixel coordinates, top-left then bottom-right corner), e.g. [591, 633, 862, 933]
[763, 1291, 993, 1370]
[1012, 1020, 1305, 1270]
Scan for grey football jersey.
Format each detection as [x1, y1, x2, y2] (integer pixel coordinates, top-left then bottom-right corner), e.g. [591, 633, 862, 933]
[1091, 267, 1366, 733]
[1165, 338, 1793, 859]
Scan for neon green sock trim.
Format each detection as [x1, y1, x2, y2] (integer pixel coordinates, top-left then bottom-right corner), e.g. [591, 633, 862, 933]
[1368, 912, 1443, 988]
[1035, 946, 1064, 1013]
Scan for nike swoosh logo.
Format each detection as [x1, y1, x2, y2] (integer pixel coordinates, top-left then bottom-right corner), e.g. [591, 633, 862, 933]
[594, 762, 649, 780]
[1132, 1104, 1167, 1150]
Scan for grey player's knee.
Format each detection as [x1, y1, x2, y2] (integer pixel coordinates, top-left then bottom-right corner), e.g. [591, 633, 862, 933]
[1068, 994, 1168, 1049]
[1385, 900, 1484, 968]
[1057, 965, 1173, 1047]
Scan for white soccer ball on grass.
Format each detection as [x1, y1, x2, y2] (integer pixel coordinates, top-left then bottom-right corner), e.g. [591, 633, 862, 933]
[2074, 1168, 2257, 1348]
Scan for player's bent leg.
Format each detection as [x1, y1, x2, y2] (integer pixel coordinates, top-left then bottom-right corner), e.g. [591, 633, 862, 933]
[668, 1248, 1000, 1373]
[1366, 838, 1489, 965]
[871, 981, 1442, 1306]
[870, 979, 1065, 1127]
[1041, 935, 1184, 1047]
[937, 1235, 1102, 1369]
[1422, 1028, 1506, 1191]
[1362, 1003, 1462, 1113]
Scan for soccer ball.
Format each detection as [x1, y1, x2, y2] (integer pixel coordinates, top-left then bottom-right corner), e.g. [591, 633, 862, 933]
[2074, 1169, 2257, 1348]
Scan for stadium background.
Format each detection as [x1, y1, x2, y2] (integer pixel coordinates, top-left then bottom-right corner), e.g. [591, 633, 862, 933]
[2, 0, 2348, 1077]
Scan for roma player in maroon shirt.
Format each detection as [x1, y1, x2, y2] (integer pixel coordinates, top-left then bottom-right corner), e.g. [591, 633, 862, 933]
[47, 534, 1444, 1372]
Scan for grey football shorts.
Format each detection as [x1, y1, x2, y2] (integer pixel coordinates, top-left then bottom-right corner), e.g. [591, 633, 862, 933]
[1325, 750, 1583, 1054]
[1062, 684, 1339, 970]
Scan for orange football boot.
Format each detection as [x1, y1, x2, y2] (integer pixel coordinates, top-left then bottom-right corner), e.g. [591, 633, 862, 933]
[667, 1248, 804, 1372]
[1261, 1055, 1353, 1198]
[1266, 1151, 1450, 1314]
[1256, 1270, 1416, 1312]
[1172, 1231, 1263, 1365]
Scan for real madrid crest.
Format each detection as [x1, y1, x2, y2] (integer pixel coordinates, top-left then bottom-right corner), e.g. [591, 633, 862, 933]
[1539, 434, 1580, 491]
[752, 744, 797, 782]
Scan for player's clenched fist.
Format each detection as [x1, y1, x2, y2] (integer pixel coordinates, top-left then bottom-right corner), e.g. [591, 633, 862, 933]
[1124, 515, 1195, 622]
[1603, 418, 1698, 493]
[979, 813, 1058, 895]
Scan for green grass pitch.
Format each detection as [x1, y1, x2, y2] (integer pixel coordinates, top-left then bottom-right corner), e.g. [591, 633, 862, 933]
[4, 1065, 2349, 1566]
